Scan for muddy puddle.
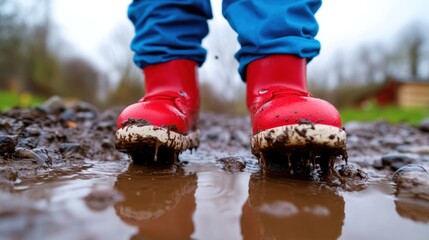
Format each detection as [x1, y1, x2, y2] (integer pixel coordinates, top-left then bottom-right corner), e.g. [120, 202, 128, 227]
[3, 158, 429, 240]
[1, 98, 429, 239]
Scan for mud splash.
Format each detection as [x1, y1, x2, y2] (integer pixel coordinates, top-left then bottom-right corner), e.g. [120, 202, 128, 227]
[1, 99, 429, 239]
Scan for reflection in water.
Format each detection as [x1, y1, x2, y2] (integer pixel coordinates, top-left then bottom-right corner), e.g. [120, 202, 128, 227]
[114, 163, 252, 240]
[242, 175, 345, 240]
[113, 163, 346, 240]
[6, 160, 429, 239]
[114, 164, 197, 239]
[393, 168, 429, 223]
[192, 169, 251, 240]
[395, 199, 429, 223]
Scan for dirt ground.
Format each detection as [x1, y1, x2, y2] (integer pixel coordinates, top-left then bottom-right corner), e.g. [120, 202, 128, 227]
[1, 96, 429, 239]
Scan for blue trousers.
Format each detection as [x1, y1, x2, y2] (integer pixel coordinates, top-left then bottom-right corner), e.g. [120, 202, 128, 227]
[128, 0, 321, 81]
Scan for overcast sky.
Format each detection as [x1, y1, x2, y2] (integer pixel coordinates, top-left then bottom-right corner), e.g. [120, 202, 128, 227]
[51, 0, 429, 83]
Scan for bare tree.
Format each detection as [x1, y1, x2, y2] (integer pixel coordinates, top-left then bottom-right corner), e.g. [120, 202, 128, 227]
[102, 24, 144, 106]
[392, 22, 429, 80]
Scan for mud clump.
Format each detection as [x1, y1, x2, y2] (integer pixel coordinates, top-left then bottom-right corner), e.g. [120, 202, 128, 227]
[393, 165, 429, 201]
[217, 156, 246, 172]
[381, 153, 418, 171]
[0, 135, 16, 156]
[119, 118, 152, 129]
[0, 167, 18, 192]
[392, 164, 429, 222]
[336, 163, 368, 180]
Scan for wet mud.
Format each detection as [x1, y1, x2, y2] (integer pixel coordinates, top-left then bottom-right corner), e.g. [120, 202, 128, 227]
[1, 97, 429, 239]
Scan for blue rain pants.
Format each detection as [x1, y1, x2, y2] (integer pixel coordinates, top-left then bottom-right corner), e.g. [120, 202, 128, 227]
[128, 0, 321, 81]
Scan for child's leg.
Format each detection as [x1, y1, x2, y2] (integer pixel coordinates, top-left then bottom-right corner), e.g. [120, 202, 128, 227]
[222, 0, 321, 80]
[128, 0, 213, 68]
[223, 0, 347, 174]
[116, 1, 213, 164]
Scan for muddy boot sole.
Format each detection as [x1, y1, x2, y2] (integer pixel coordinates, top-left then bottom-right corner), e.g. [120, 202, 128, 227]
[251, 123, 347, 176]
[115, 125, 199, 167]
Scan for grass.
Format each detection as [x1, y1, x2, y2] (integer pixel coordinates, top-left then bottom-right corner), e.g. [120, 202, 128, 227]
[340, 104, 429, 125]
[0, 91, 44, 110]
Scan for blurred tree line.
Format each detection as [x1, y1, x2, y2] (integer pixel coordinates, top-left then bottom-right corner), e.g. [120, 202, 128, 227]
[0, 0, 143, 107]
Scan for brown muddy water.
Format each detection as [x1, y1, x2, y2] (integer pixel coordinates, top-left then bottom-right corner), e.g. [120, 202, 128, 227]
[1, 98, 429, 240]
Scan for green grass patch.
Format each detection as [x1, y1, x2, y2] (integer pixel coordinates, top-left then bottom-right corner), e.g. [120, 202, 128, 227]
[0, 91, 44, 110]
[340, 105, 429, 125]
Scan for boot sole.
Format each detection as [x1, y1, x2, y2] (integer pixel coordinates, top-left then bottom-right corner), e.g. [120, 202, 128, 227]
[251, 123, 347, 175]
[252, 123, 346, 154]
[115, 125, 199, 153]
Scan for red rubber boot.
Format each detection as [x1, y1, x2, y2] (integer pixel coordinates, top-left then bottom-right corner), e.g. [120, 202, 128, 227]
[115, 60, 200, 164]
[247, 55, 347, 173]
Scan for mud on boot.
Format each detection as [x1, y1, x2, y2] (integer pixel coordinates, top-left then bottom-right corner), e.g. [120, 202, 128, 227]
[115, 60, 200, 166]
[246, 55, 347, 175]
